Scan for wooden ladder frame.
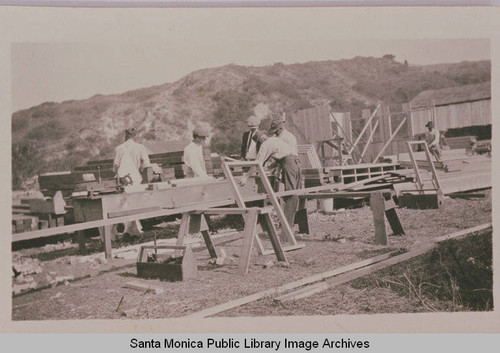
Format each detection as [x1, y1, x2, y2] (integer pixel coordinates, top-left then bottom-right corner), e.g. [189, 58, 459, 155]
[406, 141, 442, 193]
[222, 161, 304, 254]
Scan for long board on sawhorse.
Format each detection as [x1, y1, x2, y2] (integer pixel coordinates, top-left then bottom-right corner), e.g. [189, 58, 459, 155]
[221, 160, 305, 255]
[176, 207, 288, 274]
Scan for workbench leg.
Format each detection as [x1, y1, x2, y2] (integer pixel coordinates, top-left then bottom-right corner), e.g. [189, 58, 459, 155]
[370, 192, 388, 245]
[76, 230, 87, 254]
[238, 210, 258, 274]
[103, 225, 113, 259]
[260, 213, 287, 263]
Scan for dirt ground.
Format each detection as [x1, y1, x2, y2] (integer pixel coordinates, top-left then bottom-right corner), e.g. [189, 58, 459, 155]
[12, 190, 492, 320]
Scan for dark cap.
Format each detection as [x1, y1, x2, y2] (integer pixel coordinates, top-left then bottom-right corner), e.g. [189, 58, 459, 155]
[425, 121, 434, 128]
[125, 128, 137, 137]
[268, 119, 283, 134]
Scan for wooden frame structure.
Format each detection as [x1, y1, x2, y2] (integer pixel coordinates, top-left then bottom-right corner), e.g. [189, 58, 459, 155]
[221, 160, 304, 252]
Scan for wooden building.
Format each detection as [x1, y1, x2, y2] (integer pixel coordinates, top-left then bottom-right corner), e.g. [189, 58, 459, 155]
[409, 82, 491, 137]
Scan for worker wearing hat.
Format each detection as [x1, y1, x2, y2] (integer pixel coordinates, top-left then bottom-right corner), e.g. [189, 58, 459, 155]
[241, 115, 261, 160]
[425, 121, 442, 162]
[183, 126, 210, 178]
[238, 129, 301, 228]
[113, 128, 151, 185]
[268, 115, 298, 155]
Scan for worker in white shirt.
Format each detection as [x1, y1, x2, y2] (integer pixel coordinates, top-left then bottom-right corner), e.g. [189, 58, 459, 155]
[183, 126, 210, 178]
[425, 121, 442, 162]
[113, 128, 151, 185]
[268, 116, 298, 155]
[241, 115, 261, 160]
[238, 130, 301, 228]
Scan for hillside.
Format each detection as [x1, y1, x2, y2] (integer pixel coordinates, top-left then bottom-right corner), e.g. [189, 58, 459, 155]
[11, 56, 490, 189]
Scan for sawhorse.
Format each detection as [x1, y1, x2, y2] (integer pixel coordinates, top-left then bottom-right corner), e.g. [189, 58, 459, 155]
[298, 190, 405, 245]
[176, 207, 287, 274]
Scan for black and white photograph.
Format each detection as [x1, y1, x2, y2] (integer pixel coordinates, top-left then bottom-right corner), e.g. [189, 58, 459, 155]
[1, 5, 499, 337]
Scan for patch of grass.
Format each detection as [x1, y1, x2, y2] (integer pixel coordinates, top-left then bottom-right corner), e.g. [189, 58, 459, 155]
[352, 230, 493, 312]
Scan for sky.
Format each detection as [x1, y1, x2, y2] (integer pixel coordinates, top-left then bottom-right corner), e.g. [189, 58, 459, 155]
[11, 38, 490, 112]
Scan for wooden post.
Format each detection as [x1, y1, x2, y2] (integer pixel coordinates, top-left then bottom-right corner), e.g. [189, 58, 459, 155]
[238, 210, 258, 274]
[76, 230, 87, 254]
[103, 225, 113, 259]
[370, 192, 388, 245]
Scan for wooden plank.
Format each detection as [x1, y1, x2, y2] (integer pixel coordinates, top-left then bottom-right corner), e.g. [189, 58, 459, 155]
[360, 119, 380, 159]
[255, 163, 297, 245]
[373, 116, 407, 161]
[274, 282, 329, 302]
[184, 251, 396, 318]
[349, 103, 381, 154]
[433, 223, 492, 243]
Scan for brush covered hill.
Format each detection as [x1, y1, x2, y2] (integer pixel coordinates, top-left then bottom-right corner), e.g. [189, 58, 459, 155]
[12, 56, 490, 189]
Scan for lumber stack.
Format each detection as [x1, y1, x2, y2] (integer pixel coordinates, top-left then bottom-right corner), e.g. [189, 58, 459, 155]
[444, 135, 476, 150]
[37, 147, 214, 197]
[298, 145, 322, 169]
[12, 192, 67, 234]
[301, 168, 335, 188]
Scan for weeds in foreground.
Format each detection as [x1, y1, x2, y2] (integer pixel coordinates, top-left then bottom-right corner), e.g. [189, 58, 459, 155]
[352, 231, 493, 312]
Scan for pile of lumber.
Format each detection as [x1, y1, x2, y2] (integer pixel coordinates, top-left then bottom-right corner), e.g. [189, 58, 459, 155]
[38, 147, 214, 197]
[298, 145, 322, 169]
[301, 168, 335, 188]
[444, 135, 476, 150]
[12, 192, 67, 234]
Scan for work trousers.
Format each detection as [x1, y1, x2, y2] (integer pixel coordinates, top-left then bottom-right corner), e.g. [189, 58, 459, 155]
[279, 155, 301, 228]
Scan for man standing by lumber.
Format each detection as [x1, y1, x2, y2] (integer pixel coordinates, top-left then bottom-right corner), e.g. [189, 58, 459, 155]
[425, 121, 442, 162]
[268, 115, 298, 155]
[183, 126, 210, 178]
[241, 115, 261, 160]
[238, 130, 301, 228]
[113, 128, 151, 185]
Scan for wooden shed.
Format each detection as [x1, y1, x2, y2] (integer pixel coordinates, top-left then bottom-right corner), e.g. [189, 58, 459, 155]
[409, 82, 491, 136]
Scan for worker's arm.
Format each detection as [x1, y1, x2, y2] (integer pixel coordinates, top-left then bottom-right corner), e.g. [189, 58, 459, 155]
[112, 147, 122, 173]
[140, 145, 151, 168]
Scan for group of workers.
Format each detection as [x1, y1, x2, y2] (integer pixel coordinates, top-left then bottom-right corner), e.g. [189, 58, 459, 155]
[112, 114, 443, 228]
[112, 114, 301, 225]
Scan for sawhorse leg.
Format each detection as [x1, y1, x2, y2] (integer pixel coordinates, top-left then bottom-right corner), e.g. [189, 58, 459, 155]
[238, 210, 287, 274]
[370, 192, 405, 245]
[177, 212, 218, 258]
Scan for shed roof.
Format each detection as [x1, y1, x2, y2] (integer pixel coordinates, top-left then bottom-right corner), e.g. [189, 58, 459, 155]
[410, 81, 491, 109]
